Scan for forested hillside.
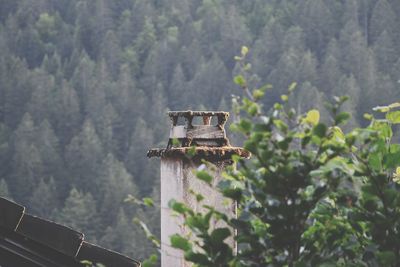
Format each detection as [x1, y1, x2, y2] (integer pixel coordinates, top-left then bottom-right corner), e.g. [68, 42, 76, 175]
[0, 0, 399, 259]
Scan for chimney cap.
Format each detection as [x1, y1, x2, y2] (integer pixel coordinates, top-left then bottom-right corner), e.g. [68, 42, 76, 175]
[147, 146, 250, 161]
[168, 110, 229, 117]
[148, 110, 250, 160]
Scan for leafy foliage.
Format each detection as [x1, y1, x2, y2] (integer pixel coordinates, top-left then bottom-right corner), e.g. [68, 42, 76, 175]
[167, 50, 400, 267]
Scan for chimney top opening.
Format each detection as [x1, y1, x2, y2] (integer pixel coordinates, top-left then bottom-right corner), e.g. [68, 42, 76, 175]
[147, 110, 250, 160]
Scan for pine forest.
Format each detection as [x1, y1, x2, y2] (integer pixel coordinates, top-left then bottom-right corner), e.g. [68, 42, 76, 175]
[0, 0, 399, 260]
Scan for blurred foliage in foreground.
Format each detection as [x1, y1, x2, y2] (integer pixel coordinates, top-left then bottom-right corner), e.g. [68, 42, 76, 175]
[146, 48, 400, 267]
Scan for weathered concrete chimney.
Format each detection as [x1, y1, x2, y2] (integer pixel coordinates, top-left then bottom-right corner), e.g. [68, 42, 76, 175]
[148, 111, 249, 267]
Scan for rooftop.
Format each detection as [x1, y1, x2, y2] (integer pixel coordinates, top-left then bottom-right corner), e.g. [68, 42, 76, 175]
[0, 197, 140, 267]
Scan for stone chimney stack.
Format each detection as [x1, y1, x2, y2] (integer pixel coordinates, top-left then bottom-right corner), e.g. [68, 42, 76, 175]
[147, 111, 249, 267]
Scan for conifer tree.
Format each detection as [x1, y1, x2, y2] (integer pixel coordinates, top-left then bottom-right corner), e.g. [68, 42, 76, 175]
[57, 188, 99, 241]
[370, 0, 396, 44]
[0, 179, 11, 199]
[29, 177, 58, 219]
[100, 209, 137, 257]
[65, 119, 104, 193]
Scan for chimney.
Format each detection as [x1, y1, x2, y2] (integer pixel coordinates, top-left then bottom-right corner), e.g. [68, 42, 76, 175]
[148, 111, 249, 267]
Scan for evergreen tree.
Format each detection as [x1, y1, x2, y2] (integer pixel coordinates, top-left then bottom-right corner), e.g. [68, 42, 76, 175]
[339, 20, 369, 81]
[125, 119, 154, 195]
[169, 64, 187, 109]
[11, 113, 43, 203]
[2, 57, 32, 128]
[53, 80, 81, 144]
[29, 177, 58, 219]
[0, 123, 10, 180]
[0, 179, 11, 199]
[118, 10, 135, 48]
[134, 17, 156, 63]
[71, 51, 95, 103]
[218, 5, 250, 68]
[320, 54, 341, 94]
[27, 69, 55, 124]
[336, 74, 361, 127]
[57, 188, 99, 241]
[98, 153, 138, 227]
[74, 1, 96, 58]
[370, 0, 396, 44]
[189, 53, 230, 108]
[99, 30, 121, 78]
[298, 0, 334, 56]
[373, 30, 397, 73]
[100, 209, 138, 257]
[252, 21, 284, 80]
[65, 119, 104, 193]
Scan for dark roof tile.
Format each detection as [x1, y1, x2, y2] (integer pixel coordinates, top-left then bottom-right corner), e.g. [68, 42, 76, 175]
[0, 197, 141, 267]
[17, 214, 84, 257]
[0, 197, 24, 230]
[77, 241, 141, 267]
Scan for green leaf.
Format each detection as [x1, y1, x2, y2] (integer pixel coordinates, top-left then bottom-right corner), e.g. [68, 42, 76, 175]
[386, 110, 400, 123]
[241, 46, 249, 56]
[259, 83, 273, 91]
[364, 113, 373, 120]
[186, 215, 207, 231]
[238, 119, 252, 133]
[388, 102, 400, 108]
[252, 89, 265, 100]
[169, 199, 188, 214]
[368, 153, 382, 171]
[334, 112, 350, 125]
[288, 82, 297, 92]
[210, 228, 231, 243]
[170, 234, 192, 251]
[80, 260, 92, 266]
[143, 197, 154, 207]
[304, 109, 320, 125]
[331, 126, 345, 141]
[196, 170, 213, 184]
[301, 136, 311, 148]
[383, 151, 400, 168]
[248, 103, 259, 116]
[186, 146, 196, 157]
[396, 167, 400, 176]
[244, 63, 251, 70]
[171, 138, 181, 146]
[393, 167, 400, 184]
[371, 120, 393, 139]
[274, 119, 288, 132]
[185, 251, 211, 265]
[313, 123, 327, 138]
[278, 139, 290, 150]
[142, 254, 158, 267]
[373, 105, 390, 112]
[234, 75, 246, 87]
[373, 102, 400, 112]
[222, 187, 242, 201]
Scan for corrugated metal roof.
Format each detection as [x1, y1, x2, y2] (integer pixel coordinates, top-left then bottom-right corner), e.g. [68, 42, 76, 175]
[0, 197, 141, 267]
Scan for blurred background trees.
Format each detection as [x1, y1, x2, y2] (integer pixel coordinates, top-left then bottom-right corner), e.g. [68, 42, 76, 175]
[0, 0, 399, 260]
